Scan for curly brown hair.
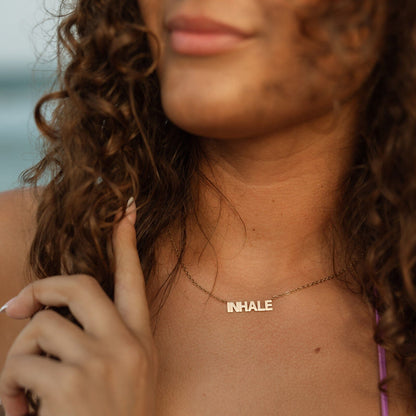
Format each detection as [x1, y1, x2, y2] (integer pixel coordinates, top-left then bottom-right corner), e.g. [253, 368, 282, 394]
[21, 0, 416, 413]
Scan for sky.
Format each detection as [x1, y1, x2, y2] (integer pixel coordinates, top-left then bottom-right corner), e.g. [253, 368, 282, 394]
[0, 1, 61, 192]
[0, 0, 60, 70]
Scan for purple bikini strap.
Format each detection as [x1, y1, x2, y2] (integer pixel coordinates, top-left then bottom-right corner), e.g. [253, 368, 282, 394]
[375, 307, 389, 416]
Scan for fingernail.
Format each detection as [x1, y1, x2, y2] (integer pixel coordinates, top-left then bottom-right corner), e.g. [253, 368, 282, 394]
[126, 197, 136, 226]
[127, 196, 135, 208]
[0, 296, 18, 314]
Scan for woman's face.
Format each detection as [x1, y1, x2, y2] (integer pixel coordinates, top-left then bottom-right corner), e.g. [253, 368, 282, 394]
[139, 0, 383, 139]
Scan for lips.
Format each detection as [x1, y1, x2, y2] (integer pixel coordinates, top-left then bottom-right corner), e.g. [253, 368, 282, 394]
[165, 15, 252, 56]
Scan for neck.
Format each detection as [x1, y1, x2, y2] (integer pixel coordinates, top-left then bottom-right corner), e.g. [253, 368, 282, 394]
[183, 99, 359, 293]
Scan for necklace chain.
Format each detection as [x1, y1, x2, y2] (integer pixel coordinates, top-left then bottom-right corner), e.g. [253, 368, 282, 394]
[168, 230, 347, 306]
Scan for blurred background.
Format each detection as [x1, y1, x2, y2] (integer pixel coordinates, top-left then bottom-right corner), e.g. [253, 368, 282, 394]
[0, 0, 60, 191]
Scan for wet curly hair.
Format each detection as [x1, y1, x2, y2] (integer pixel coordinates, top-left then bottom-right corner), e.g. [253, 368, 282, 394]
[21, 0, 416, 413]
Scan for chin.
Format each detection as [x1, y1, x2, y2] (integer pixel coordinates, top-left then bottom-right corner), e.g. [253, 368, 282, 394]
[161, 94, 242, 139]
[161, 92, 335, 141]
[158, 67, 340, 140]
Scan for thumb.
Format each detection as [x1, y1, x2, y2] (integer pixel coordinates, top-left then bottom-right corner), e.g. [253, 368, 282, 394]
[112, 197, 152, 336]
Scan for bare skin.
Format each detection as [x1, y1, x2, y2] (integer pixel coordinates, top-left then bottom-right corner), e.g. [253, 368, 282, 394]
[0, 189, 37, 372]
[139, 0, 414, 414]
[0, 189, 413, 415]
[142, 97, 414, 416]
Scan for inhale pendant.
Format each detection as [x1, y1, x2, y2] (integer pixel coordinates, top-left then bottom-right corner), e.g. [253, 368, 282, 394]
[226, 300, 273, 313]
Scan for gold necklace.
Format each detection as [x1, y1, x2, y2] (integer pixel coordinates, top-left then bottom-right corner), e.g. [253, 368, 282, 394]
[168, 231, 347, 314]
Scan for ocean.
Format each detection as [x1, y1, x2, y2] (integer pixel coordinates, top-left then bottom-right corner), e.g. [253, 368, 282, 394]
[0, 68, 54, 192]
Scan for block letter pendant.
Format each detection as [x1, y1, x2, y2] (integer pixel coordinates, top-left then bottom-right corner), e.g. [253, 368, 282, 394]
[226, 300, 273, 313]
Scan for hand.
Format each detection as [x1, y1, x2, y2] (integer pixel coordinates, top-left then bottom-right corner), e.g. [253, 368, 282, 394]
[0, 200, 159, 416]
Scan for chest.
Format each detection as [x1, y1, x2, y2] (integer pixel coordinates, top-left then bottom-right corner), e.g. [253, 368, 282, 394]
[148, 278, 388, 416]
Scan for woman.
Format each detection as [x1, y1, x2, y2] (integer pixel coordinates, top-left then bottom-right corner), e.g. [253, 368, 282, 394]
[0, 0, 415, 414]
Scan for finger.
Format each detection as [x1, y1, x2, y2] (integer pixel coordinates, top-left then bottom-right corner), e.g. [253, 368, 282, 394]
[5, 275, 124, 338]
[0, 355, 70, 416]
[113, 198, 152, 337]
[0, 383, 28, 416]
[7, 309, 92, 365]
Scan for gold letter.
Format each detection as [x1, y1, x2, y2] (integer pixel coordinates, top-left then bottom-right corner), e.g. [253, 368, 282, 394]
[227, 302, 242, 313]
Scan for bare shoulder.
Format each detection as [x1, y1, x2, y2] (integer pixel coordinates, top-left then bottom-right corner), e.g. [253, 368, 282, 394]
[0, 187, 39, 370]
[0, 187, 39, 286]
